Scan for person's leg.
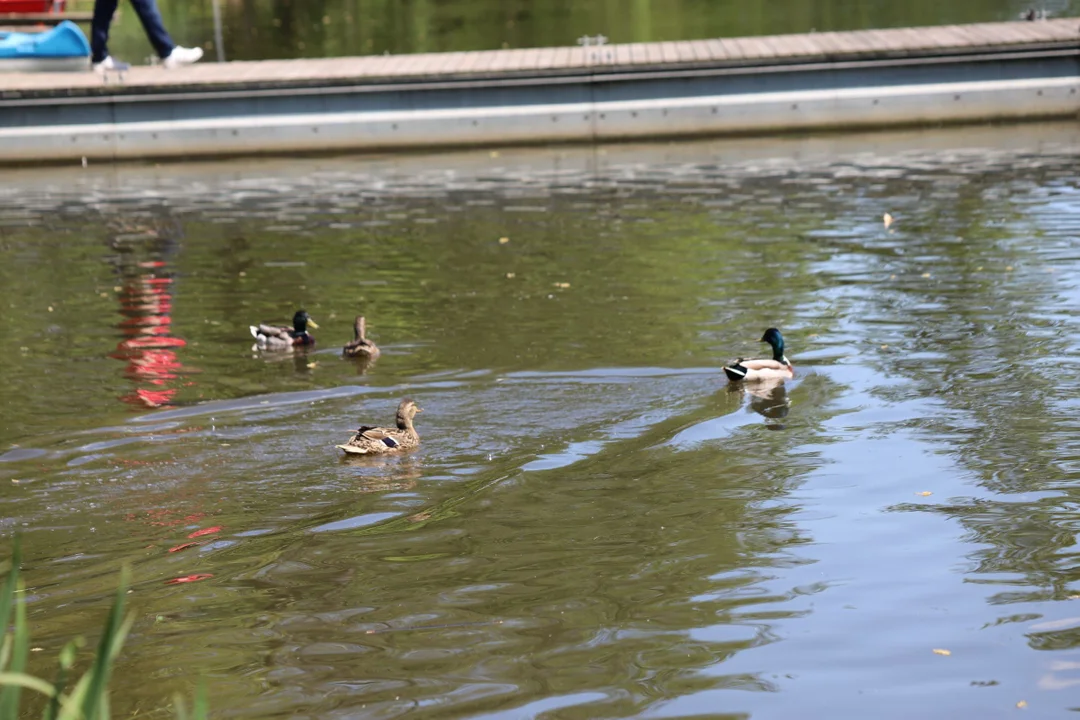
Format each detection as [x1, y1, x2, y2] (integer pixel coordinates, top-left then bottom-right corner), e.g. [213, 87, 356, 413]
[90, 0, 120, 63]
[128, 0, 175, 60]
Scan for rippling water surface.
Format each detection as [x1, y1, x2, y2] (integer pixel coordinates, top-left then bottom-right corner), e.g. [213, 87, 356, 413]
[3, 124, 1080, 718]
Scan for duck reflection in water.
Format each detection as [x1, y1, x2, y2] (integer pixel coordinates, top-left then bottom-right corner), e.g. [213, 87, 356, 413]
[341, 455, 423, 494]
[733, 378, 790, 429]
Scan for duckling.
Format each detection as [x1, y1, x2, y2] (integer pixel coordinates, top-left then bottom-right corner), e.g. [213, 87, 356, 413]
[342, 315, 380, 359]
[336, 399, 422, 455]
[250, 310, 318, 352]
[723, 328, 795, 382]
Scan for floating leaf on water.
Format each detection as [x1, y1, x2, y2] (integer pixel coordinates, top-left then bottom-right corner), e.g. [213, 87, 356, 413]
[883, 212, 894, 229]
[881, 344, 889, 350]
[498, 237, 509, 244]
[921, 273, 931, 278]
[917, 491, 933, 496]
[554, 282, 571, 289]
[1006, 266, 1014, 271]
[932, 648, 952, 656]
[307, 362, 318, 369]
[1017, 700, 1028, 709]
[187, 526, 222, 539]
[506, 273, 515, 279]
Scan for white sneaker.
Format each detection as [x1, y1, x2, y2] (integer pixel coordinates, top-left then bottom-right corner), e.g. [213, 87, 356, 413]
[163, 46, 204, 68]
[92, 56, 130, 72]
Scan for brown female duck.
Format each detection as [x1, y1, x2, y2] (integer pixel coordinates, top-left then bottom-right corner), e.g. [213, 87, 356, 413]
[336, 399, 422, 455]
[342, 315, 380, 359]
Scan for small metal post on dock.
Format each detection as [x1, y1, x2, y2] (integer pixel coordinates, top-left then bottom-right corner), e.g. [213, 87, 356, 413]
[211, 0, 225, 62]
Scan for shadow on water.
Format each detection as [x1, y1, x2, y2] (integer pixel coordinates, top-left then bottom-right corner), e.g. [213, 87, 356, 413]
[2, 122, 1080, 716]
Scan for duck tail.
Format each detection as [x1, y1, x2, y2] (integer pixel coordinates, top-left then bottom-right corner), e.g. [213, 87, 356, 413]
[723, 360, 748, 382]
[249, 325, 261, 340]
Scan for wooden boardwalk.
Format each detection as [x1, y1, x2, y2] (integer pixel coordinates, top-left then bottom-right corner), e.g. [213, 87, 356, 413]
[1, 17, 1078, 95]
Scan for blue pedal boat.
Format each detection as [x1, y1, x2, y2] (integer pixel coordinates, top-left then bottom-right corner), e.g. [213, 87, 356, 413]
[0, 20, 89, 72]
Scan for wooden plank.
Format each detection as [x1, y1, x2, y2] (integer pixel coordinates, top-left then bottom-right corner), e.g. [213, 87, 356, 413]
[384, 53, 420, 76]
[948, 24, 989, 47]
[347, 55, 388, 78]
[873, 29, 910, 52]
[889, 27, 941, 51]
[552, 45, 578, 67]
[714, 38, 744, 60]
[764, 34, 807, 58]
[742, 36, 779, 58]
[1007, 21, 1064, 41]
[724, 37, 771, 59]
[672, 41, 697, 63]
[699, 38, 726, 61]
[642, 42, 664, 64]
[801, 31, 843, 56]
[427, 52, 466, 75]
[535, 46, 557, 70]
[687, 39, 713, 62]
[827, 30, 868, 53]
[848, 30, 888, 54]
[775, 33, 825, 59]
[474, 49, 506, 72]
[862, 29, 908, 55]
[565, 46, 587, 70]
[0, 11, 91, 23]
[925, 25, 976, 48]
[627, 42, 649, 64]
[658, 41, 680, 63]
[455, 51, 484, 73]
[610, 44, 632, 66]
[500, 49, 528, 71]
[957, 22, 1009, 46]
[910, 25, 961, 49]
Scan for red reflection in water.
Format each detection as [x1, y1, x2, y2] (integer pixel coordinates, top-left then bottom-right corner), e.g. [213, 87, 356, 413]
[110, 258, 188, 409]
[165, 573, 214, 585]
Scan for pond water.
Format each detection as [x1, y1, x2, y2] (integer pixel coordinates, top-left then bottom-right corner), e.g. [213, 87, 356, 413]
[3, 122, 1080, 718]
[104, 0, 1078, 63]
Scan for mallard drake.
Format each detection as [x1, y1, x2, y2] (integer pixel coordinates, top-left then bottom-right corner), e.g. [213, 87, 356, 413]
[250, 310, 318, 351]
[336, 399, 422, 455]
[342, 315, 380, 359]
[723, 328, 795, 382]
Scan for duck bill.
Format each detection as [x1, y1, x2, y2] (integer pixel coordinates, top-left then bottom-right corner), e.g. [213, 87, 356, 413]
[306, 319, 319, 329]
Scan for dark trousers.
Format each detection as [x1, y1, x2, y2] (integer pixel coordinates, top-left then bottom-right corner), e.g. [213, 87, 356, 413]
[91, 0, 175, 63]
